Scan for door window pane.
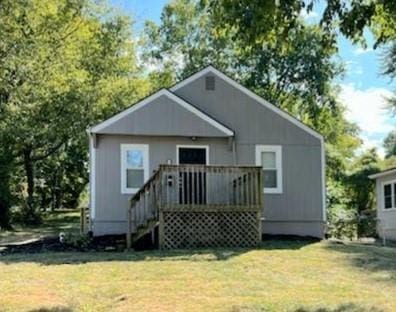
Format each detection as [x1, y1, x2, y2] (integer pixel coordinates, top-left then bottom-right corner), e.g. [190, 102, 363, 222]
[384, 184, 392, 209]
[179, 148, 206, 164]
[263, 169, 277, 188]
[262, 152, 276, 169]
[127, 169, 144, 188]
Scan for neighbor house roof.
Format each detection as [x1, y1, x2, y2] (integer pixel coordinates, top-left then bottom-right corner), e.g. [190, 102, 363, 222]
[90, 88, 234, 137]
[369, 167, 396, 179]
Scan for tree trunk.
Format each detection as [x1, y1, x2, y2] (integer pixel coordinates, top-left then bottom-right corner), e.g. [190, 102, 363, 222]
[23, 148, 35, 214]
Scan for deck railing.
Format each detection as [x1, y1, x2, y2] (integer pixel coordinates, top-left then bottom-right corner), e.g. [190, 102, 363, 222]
[127, 164, 263, 249]
[126, 169, 161, 249]
[159, 164, 262, 211]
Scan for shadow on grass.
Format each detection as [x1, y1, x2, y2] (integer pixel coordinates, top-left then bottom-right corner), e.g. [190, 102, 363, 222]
[0, 209, 80, 246]
[293, 303, 383, 312]
[0, 237, 316, 265]
[29, 307, 72, 312]
[323, 241, 396, 284]
[231, 303, 383, 312]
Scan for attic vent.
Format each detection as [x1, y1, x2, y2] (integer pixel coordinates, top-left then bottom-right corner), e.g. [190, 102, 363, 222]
[205, 76, 215, 90]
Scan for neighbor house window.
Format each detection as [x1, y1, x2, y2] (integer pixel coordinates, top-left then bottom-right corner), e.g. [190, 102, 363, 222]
[255, 145, 282, 194]
[383, 181, 396, 210]
[121, 144, 149, 194]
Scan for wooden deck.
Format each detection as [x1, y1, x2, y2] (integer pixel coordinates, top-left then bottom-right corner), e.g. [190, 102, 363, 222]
[126, 164, 263, 249]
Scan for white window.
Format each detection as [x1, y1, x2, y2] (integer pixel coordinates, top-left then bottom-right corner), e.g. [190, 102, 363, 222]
[121, 144, 149, 194]
[382, 180, 396, 210]
[255, 145, 282, 194]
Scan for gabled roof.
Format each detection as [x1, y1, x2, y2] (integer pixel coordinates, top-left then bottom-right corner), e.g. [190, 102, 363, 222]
[170, 65, 323, 141]
[90, 89, 234, 136]
[369, 167, 396, 179]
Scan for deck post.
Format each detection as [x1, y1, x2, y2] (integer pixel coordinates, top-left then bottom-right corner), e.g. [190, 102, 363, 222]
[158, 211, 164, 249]
[80, 207, 85, 234]
[126, 207, 132, 250]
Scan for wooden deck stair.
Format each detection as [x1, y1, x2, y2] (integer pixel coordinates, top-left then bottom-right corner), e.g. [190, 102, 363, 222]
[131, 218, 159, 243]
[126, 164, 263, 249]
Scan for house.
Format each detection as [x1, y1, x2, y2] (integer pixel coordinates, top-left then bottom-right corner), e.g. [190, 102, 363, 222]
[369, 168, 396, 242]
[88, 66, 326, 248]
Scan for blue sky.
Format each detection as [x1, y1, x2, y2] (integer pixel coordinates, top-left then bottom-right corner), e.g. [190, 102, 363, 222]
[111, 0, 395, 157]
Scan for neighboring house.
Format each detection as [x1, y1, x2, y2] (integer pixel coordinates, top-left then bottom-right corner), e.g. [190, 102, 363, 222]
[88, 66, 326, 247]
[369, 168, 396, 241]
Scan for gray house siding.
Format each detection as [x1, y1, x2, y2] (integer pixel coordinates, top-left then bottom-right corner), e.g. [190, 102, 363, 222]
[374, 173, 396, 240]
[93, 134, 232, 235]
[90, 67, 325, 238]
[173, 71, 324, 237]
[96, 93, 231, 137]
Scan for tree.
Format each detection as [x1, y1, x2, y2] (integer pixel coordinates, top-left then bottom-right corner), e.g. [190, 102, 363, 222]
[143, 0, 360, 161]
[384, 130, 396, 158]
[0, 0, 151, 222]
[0, 133, 14, 230]
[347, 149, 381, 237]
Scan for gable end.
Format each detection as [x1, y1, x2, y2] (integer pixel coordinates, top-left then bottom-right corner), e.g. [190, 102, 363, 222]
[170, 66, 323, 142]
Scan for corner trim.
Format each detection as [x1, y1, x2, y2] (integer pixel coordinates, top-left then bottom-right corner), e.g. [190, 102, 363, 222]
[89, 135, 96, 220]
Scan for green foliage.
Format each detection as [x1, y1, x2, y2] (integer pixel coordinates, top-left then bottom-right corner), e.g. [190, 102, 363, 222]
[0, 141, 13, 230]
[383, 129, 396, 158]
[0, 0, 152, 221]
[62, 232, 93, 250]
[327, 149, 381, 239]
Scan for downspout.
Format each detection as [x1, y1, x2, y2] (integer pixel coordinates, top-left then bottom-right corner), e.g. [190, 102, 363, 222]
[232, 137, 237, 165]
[228, 136, 237, 165]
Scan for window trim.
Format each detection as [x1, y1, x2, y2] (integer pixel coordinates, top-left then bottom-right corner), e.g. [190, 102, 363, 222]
[255, 145, 283, 194]
[382, 179, 396, 211]
[120, 144, 149, 194]
[176, 145, 209, 165]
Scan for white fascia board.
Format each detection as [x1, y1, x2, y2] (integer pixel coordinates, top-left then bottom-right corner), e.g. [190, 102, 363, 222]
[369, 169, 396, 179]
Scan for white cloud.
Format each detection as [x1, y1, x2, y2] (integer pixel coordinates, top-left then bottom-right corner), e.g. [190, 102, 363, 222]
[354, 47, 373, 55]
[339, 84, 394, 157]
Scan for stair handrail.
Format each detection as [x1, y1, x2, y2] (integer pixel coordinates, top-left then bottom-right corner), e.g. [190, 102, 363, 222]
[126, 168, 162, 249]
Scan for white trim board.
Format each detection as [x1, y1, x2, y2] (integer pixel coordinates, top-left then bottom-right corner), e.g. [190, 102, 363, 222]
[255, 145, 283, 194]
[176, 145, 209, 165]
[369, 169, 396, 179]
[171, 65, 323, 141]
[120, 144, 149, 194]
[90, 89, 234, 137]
[89, 135, 96, 220]
[321, 138, 327, 222]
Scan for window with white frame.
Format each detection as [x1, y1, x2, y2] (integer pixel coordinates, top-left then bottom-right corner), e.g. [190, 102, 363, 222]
[121, 144, 149, 194]
[383, 180, 396, 210]
[255, 145, 282, 193]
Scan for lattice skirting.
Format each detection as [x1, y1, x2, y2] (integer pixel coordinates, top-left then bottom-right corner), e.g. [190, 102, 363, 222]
[161, 211, 260, 249]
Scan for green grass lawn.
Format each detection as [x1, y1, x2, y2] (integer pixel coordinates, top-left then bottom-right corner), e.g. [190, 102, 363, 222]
[0, 209, 80, 245]
[1, 240, 396, 312]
